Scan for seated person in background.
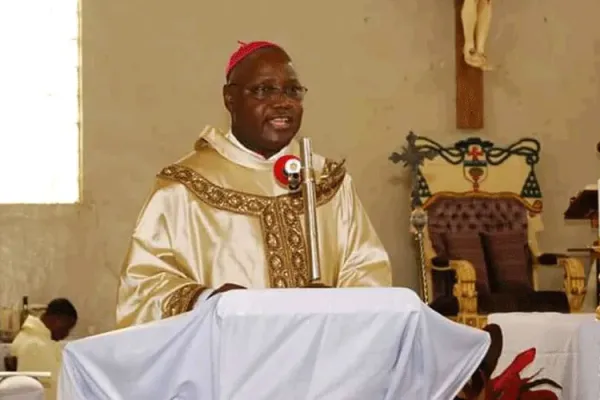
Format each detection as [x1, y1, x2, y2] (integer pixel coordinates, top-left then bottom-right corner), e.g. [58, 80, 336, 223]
[11, 298, 78, 400]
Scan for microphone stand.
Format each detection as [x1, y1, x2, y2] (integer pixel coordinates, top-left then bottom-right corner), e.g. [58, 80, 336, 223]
[288, 137, 322, 283]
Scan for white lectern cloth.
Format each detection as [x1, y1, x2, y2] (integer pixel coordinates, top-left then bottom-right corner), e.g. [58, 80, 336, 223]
[59, 288, 489, 400]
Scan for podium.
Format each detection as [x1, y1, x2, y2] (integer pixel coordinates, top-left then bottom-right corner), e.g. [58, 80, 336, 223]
[565, 184, 600, 307]
[564, 184, 598, 225]
[58, 289, 489, 400]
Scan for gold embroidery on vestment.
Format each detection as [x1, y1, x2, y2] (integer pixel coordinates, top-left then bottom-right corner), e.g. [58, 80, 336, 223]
[158, 160, 346, 288]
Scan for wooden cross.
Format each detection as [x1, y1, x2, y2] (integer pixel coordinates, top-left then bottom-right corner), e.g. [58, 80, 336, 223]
[455, 0, 484, 130]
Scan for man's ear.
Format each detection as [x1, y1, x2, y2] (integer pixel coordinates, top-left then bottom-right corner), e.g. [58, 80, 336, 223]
[223, 85, 234, 112]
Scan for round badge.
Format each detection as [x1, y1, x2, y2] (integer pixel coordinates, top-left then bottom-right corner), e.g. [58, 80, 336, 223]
[273, 155, 302, 186]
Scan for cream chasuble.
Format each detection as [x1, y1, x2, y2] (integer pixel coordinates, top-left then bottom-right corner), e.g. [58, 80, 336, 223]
[116, 126, 392, 328]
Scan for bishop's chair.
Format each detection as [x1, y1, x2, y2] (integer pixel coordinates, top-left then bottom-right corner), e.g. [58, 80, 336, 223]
[390, 133, 586, 328]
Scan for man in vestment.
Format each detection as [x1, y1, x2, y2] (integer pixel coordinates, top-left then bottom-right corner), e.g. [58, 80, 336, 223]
[11, 298, 78, 400]
[116, 41, 392, 328]
[115, 41, 499, 398]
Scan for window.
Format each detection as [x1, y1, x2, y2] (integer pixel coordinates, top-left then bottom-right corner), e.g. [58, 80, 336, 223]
[0, 1, 81, 204]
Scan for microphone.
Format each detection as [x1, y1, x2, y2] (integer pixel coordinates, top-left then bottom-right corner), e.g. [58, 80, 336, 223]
[273, 155, 302, 191]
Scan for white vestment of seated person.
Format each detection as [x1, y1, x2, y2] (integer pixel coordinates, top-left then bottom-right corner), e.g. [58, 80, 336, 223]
[59, 288, 490, 400]
[11, 316, 60, 400]
[0, 375, 45, 400]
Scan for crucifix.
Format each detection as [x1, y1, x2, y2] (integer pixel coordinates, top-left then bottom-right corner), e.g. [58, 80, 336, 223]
[455, 0, 493, 130]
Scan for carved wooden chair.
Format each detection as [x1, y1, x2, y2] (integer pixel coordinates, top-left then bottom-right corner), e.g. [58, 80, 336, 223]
[392, 134, 586, 328]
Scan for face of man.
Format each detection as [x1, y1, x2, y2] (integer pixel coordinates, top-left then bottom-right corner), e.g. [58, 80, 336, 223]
[223, 47, 305, 159]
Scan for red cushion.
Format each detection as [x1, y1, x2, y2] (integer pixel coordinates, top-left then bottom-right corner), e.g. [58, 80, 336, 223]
[444, 232, 491, 294]
[481, 231, 532, 292]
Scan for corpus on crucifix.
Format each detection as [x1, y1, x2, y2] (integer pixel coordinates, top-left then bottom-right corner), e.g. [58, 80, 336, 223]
[461, 0, 493, 71]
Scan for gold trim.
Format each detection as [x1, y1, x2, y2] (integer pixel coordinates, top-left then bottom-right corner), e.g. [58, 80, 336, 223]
[158, 159, 346, 288]
[162, 284, 205, 318]
[422, 191, 542, 213]
[261, 199, 310, 287]
[158, 166, 270, 216]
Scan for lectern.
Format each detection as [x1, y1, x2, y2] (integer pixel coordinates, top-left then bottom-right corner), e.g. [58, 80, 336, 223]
[565, 184, 599, 306]
[564, 185, 598, 226]
[58, 289, 490, 400]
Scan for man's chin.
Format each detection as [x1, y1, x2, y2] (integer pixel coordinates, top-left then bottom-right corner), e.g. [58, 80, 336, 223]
[262, 128, 298, 150]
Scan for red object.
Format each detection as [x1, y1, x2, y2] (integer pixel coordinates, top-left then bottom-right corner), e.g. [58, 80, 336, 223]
[468, 145, 484, 161]
[486, 347, 561, 399]
[492, 348, 536, 392]
[521, 390, 561, 400]
[226, 40, 281, 78]
[273, 155, 301, 187]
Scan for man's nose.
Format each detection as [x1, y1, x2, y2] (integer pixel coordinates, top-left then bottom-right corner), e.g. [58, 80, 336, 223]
[270, 91, 294, 108]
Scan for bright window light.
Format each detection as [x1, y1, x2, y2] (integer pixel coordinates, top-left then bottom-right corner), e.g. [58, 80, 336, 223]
[0, 1, 81, 204]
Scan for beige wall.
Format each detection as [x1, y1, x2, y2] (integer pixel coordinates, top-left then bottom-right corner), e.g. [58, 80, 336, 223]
[1, 0, 598, 335]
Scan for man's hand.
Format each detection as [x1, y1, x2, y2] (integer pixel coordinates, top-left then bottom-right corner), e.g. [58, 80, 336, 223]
[208, 283, 246, 299]
[304, 282, 331, 288]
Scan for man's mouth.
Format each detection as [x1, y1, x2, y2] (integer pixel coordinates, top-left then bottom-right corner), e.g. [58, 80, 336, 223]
[267, 116, 292, 130]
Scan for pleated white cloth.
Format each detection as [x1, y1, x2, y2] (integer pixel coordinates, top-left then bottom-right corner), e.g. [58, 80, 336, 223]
[59, 288, 490, 400]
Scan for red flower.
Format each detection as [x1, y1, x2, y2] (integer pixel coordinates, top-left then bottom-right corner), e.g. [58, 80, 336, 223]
[486, 348, 561, 400]
[519, 390, 560, 400]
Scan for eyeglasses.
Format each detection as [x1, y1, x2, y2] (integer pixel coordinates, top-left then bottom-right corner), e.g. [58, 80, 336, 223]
[227, 83, 308, 101]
